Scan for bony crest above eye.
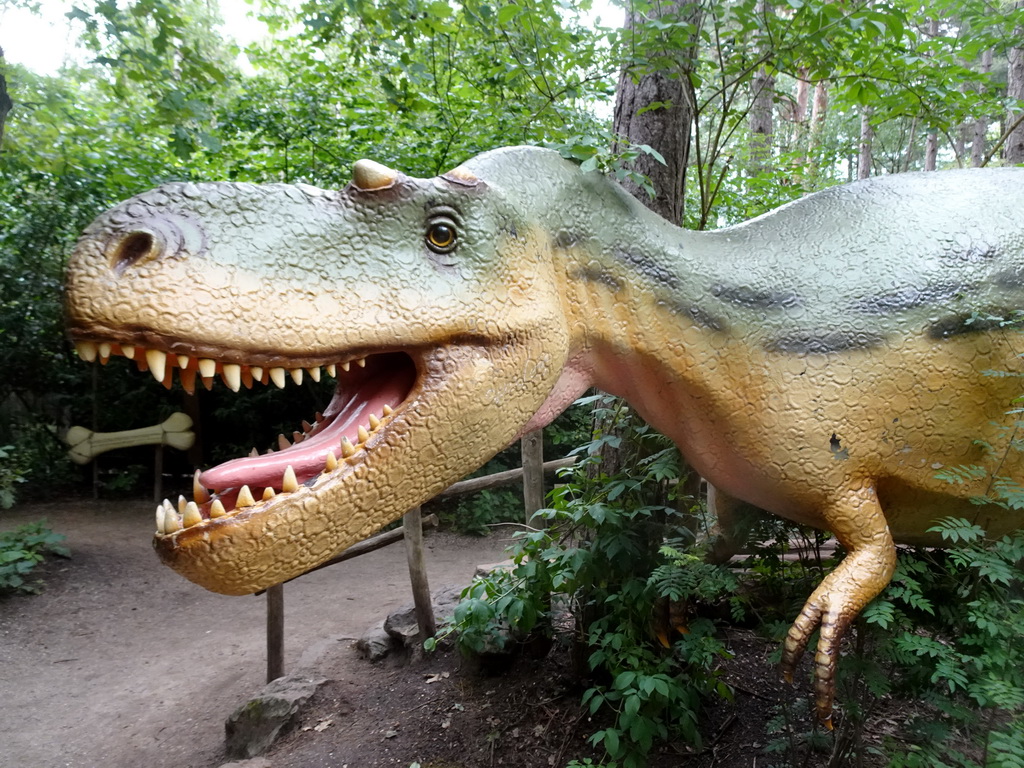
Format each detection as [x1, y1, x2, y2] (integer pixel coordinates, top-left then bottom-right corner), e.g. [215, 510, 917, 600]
[426, 218, 458, 254]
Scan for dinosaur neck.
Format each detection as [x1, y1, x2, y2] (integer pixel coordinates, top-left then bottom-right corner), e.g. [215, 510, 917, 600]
[553, 202, 758, 476]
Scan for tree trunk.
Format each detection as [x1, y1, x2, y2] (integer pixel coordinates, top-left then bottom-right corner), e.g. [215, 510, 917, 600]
[0, 48, 13, 151]
[747, 0, 775, 176]
[924, 131, 938, 171]
[971, 48, 993, 167]
[791, 68, 810, 167]
[858, 108, 873, 179]
[807, 80, 828, 160]
[794, 69, 810, 126]
[595, 0, 703, 477]
[1005, 0, 1024, 165]
[612, 0, 703, 224]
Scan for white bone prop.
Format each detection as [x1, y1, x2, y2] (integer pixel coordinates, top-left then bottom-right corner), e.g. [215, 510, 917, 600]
[64, 412, 195, 465]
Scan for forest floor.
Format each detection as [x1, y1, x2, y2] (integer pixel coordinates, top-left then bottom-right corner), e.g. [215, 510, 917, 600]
[2, 498, 911, 768]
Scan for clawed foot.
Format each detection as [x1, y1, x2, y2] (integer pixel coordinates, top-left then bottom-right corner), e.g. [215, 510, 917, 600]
[779, 524, 897, 727]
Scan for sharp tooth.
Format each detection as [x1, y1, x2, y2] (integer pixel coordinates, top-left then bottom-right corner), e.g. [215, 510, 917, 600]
[249, 448, 259, 458]
[177, 355, 191, 369]
[277, 434, 291, 451]
[121, 344, 136, 360]
[292, 431, 304, 444]
[179, 367, 197, 394]
[270, 367, 287, 388]
[315, 412, 325, 422]
[178, 495, 188, 514]
[183, 502, 202, 528]
[210, 499, 227, 518]
[237, 485, 256, 508]
[307, 366, 321, 382]
[340, 436, 356, 458]
[251, 365, 263, 381]
[281, 465, 299, 493]
[382, 404, 394, 416]
[162, 501, 182, 532]
[301, 420, 313, 433]
[325, 452, 338, 471]
[156, 505, 165, 533]
[290, 368, 304, 385]
[193, 470, 210, 504]
[341, 361, 351, 372]
[369, 414, 381, 430]
[356, 357, 366, 368]
[75, 340, 98, 362]
[326, 364, 336, 377]
[357, 426, 370, 443]
[146, 349, 167, 382]
[98, 342, 112, 360]
[198, 358, 216, 378]
[262, 487, 276, 501]
[222, 363, 241, 392]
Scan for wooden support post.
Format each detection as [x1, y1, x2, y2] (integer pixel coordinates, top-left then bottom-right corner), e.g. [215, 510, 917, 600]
[266, 584, 284, 682]
[153, 445, 164, 504]
[403, 507, 436, 639]
[521, 429, 544, 524]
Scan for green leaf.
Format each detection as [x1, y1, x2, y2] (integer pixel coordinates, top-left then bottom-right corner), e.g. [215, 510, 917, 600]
[497, 4, 522, 25]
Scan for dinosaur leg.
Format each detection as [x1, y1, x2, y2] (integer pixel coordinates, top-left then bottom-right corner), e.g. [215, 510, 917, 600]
[781, 480, 896, 728]
[706, 484, 767, 564]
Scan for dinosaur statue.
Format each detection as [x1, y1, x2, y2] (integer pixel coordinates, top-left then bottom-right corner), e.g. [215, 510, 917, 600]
[64, 147, 1024, 725]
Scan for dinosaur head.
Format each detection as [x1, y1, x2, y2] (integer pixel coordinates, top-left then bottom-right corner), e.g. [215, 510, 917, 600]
[65, 148, 585, 594]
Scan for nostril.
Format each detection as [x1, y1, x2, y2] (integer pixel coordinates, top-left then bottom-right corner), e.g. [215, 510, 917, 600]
[110, 231, 157, 274]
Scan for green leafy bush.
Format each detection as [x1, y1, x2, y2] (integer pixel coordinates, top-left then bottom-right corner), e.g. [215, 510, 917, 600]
[0, 444, 27, 509]
[0, 521, 69, 594]
[446, 400, 737, 767]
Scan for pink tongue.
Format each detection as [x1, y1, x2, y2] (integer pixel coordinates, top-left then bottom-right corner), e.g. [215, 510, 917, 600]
[200, 367, 412, 492]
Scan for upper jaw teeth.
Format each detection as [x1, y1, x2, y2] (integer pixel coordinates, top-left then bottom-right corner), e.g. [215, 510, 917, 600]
[71, 341, 400, 537]
[72, 340, 371, 394]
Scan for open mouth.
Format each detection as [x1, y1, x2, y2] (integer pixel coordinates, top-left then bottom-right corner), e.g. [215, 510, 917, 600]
[71, 340, 417, 536]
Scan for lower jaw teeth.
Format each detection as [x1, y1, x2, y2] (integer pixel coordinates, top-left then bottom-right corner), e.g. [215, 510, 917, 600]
[156, 406, 396, 535]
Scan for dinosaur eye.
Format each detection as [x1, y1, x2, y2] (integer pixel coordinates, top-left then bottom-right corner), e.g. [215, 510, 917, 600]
[425, 220, 457, 253]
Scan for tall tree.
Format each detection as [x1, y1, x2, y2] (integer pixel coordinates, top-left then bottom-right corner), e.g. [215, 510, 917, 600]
[612, 0, 703, 224]
[858, 107, 873, 179]
[1006, 0, 1024, 165]
[748, 0, 775, 176]
[0, 48, 11, 150]
[971, 48, 994, 167]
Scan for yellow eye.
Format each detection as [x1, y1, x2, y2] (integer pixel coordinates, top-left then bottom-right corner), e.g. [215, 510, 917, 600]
[426, 221, 457, 253]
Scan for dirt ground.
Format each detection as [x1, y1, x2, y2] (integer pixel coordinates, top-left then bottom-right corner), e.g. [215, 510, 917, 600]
[2, 498, 920, 768]
[0, 499, 513, 768]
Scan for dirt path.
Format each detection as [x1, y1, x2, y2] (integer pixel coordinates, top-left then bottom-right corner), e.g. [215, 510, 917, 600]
[0, 499, 512, 768]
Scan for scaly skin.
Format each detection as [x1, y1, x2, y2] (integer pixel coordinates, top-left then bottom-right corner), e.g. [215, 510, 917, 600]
[65, 147, 1024, 724]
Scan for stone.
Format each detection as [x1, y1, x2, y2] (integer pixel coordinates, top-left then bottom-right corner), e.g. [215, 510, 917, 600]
[383, 584, 464, 643]
[359, 585, 466, 661]
[224, 674, 326, 758]
[355, 619, 395, 662]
